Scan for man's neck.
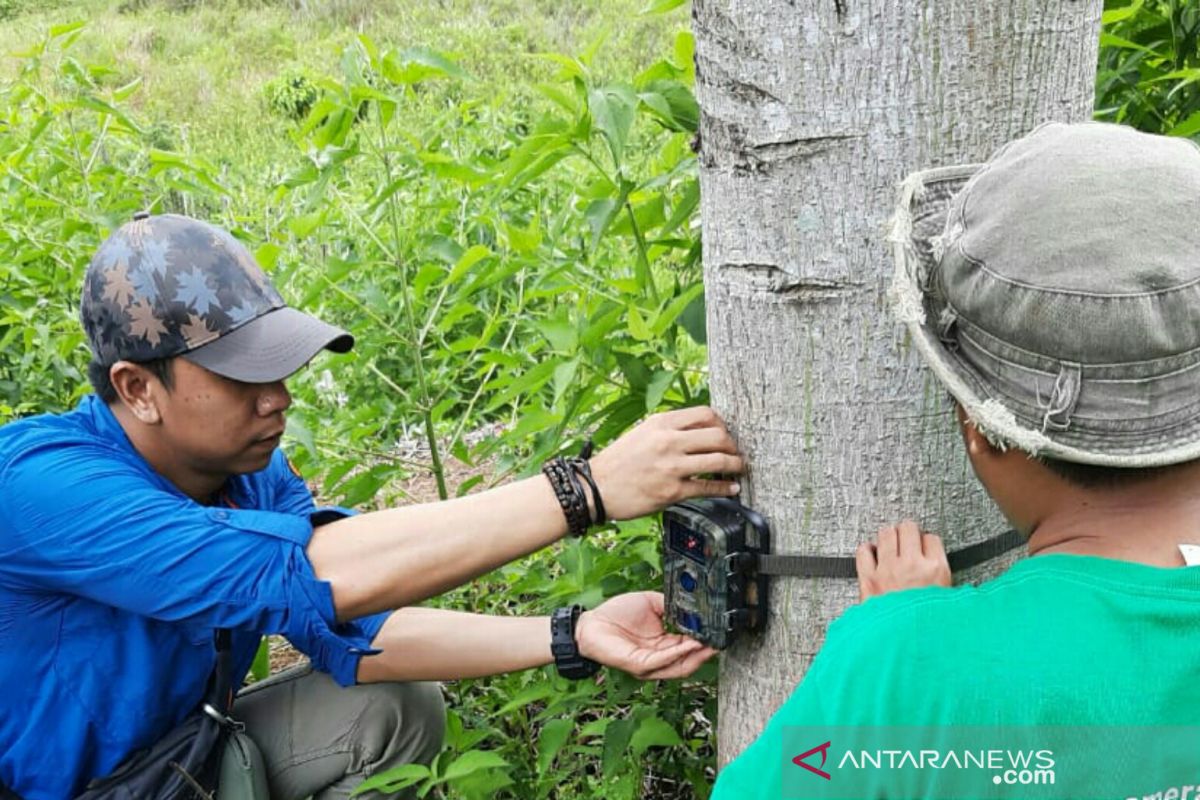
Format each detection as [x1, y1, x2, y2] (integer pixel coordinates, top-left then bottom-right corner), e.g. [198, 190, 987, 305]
[1026, 492, 1200, 568]
[110, 402, 227, 504]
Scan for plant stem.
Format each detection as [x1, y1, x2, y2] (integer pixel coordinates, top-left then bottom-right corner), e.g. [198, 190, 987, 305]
[375, 106, 448, 500]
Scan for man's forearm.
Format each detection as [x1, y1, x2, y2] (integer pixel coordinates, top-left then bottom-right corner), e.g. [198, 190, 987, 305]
[356, 606, 553, 682]
[307, 475, 567, 621]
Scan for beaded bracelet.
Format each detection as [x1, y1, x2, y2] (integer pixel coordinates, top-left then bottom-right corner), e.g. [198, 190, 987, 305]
[543, 456, 591, 537]
[542, 439, 607, 536]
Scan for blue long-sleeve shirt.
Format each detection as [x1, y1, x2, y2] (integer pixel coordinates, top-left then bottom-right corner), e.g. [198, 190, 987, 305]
[0, 395, 389, 799]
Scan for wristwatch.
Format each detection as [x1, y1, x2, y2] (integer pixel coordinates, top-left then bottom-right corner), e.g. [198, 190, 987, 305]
[551, 605, 601, 679]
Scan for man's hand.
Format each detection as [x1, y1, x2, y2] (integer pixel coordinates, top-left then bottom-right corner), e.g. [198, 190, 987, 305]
[589, 406, 744, 521]
[576, 591, 716, 680]
[855, 519, 952, 602]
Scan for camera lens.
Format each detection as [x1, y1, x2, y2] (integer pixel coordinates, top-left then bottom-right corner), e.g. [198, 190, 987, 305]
[679, 571, 698, 593]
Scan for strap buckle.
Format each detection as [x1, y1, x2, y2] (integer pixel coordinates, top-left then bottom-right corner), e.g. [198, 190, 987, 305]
[202, 703, 245, 732]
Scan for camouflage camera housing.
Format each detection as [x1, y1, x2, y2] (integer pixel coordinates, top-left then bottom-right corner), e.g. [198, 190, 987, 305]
[662, 498, 769, 650]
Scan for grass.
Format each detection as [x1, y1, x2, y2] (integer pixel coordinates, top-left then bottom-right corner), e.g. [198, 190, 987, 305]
[0, 0, 683, 191]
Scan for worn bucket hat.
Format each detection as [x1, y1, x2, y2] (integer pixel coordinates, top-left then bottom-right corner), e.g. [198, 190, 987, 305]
[889, 121, 1200, 468]
[81, 212, 352, 383]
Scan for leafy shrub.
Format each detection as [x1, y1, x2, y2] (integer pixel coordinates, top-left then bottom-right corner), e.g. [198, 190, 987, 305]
[263, 66, 319, 119]
[1096, 0, 1200, 138]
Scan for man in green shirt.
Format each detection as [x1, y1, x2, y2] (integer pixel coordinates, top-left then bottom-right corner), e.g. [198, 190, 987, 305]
[713, 123, 1200, 799]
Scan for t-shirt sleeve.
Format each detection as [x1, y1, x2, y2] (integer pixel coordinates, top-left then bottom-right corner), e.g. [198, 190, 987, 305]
[0, 440, 376, 686]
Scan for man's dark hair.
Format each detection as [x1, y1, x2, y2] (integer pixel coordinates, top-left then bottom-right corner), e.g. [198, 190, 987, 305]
[88, 358, 175, 404]
[1037, 456, 1188, 490]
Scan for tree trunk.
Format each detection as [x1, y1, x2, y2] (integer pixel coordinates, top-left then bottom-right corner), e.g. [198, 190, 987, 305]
[693, 1, 1104, 763]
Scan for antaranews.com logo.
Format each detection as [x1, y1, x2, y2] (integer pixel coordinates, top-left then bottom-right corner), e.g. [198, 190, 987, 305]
[791, 738, 1055, 786]
[780, 726, 1200, 800]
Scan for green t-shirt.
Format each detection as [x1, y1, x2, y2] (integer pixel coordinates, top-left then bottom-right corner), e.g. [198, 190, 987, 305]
[711, 554, 1200, 800]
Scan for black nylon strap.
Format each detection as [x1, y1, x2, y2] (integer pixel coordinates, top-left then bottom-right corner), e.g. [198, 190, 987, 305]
[208, 629, 234, 714]
[755, 529, 1026, 579]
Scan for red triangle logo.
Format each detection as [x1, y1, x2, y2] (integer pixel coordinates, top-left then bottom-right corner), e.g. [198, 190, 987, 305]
[792, 740, 832, 780]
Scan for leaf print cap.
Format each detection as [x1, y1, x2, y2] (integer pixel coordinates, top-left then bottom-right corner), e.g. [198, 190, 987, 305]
[81, 211, 353, 383]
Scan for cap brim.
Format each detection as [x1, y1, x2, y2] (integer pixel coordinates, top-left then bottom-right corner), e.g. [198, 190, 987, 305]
[182, 306, 353, 383]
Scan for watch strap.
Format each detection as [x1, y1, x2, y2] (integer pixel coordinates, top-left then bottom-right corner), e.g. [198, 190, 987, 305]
[551, 605, 600, 680]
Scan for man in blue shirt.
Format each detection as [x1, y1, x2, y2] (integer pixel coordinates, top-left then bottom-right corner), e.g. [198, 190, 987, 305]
[0, 213, 743, 799]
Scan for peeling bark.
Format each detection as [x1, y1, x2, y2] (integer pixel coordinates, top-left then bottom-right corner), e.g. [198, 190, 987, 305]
[694, 2, 1104, 764]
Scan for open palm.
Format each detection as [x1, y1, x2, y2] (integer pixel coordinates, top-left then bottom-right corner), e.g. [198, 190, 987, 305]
[576, 591, 717, 680]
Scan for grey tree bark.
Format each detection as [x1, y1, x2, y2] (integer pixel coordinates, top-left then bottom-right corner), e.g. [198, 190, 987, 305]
[693, 1, 1104, 763]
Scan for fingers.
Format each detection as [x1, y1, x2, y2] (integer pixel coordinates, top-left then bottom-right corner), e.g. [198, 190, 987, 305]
[645, 590, 666, 616]
[659, 405, 723, 431]
[682, 452, 745, 476]
[640, 645, 718, 680]
[678, 426, 740, 455]
[877, 525, 898, 562]
[632, 638, 704, 675]
[678, 477, 741, 500]
[855, 541, 877, 601]
[923, 532, 946, 563]
[858, 519, 953, 599]
[896, 519, 922, 557]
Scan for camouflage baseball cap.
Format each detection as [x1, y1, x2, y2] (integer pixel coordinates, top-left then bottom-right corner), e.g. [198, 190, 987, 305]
[81, 212, 352, 384]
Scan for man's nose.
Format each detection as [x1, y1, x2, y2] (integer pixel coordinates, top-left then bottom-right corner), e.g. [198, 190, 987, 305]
[257, 381, 291, 416]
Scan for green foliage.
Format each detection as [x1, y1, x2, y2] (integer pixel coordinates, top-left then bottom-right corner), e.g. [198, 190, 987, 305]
[1096, 0, 1200, 137]
[0, 24, 175, 421]
[263, 66, 319, 120]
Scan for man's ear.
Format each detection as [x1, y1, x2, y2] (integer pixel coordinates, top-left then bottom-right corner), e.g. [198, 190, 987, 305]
[954, 402, 1001, 460]
[109, 362, 163, 425]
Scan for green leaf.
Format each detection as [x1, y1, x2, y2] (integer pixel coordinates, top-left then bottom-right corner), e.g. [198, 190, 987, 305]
[536, 317, 578, 352]
[255, 243, 282, 271]
[287, 212, 326, 239]
[1168, 111, 1200, 138]
[630, 715, 683, 756]
[529, 52, 589, 81]
[351, 763, 431, 795]
[49, 20, 86, 38]
[645, 370, 674, 412]
[674, 30, 696, 81]
[495, 682, 557, 715]
[615, 352, 652, 390]
[283, 418, 317, 458]
[506, 218, 543, 254]
[536, 718, 574, 773]
[663, 178, 700, 235]
[653, 283, 705, 335]
[249, 637, 270, 682]
[638, 81, 699, 132]
[626, 305, 653, 341]
[111, 77, 143, 102]
[641, 0, 687, 14]
[383, 47, 469, 84]
[442, 750, 510, 781]
[1101, 0, 1144, 25]
[553, 358, 581, 406]
[602, 717, 636, 776]
[444, 245, 493, 286]
[677, 291, 707, 344]
[584, 197, 621, 251]
[588, 84, 638, 165]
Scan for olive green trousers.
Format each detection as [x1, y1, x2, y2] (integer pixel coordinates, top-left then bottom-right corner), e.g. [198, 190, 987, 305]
[231, 665, 445, 800]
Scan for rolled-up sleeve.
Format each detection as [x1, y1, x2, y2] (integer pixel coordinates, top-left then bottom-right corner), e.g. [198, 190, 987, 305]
[0, 441, 379, 686]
